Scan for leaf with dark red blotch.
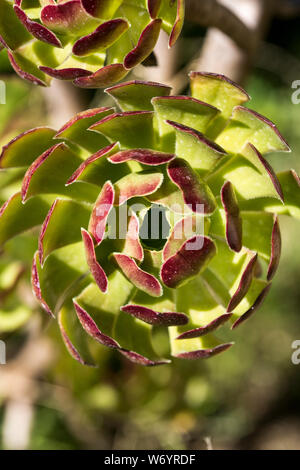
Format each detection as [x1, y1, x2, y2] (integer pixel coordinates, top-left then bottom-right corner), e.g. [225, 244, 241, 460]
[119, 349, 170, 366]
[8, 51, 47, 87]
[41, 0, 98, 35]
[167, 158, 216, 214]
[124, 19, 162, 70]
[14, 5, 62, 48]
[88, 181, 114, 245]
[267, 216, 281, 281]
[114, 172, 163, 205]
[73, 19, 129, 56]
[232, 284, 272, 329]
[227, 253, 258, 312]
[174, 342, 234, 360]
[74, 63, 128, 88]
[176, 313, 232, 339]
[113, 253, 163, 297]
[221, 181, 242, 252]
[81, 229, 108, 293]
[169, 0, 185, 47]
[66, 143, 117, 185]
[121, 304, 188, 326]
[73, 300, 119, 348]
[161, 236, 216, 289]
[123, 213, 144, 262]
[108, 149, 175, 166]
[40, 66, 92, 80]
[147, 0, 162, 18]
[31, 252, 53, 317]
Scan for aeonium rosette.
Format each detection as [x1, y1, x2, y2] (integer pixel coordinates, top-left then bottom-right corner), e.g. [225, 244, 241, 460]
[0, 72, 299, 366]
[0, 0, 184, 88]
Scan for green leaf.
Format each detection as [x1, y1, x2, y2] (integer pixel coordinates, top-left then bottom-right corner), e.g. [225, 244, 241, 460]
[0, 192, 51, 247]
[0, 0, 32, 50]
[216, 107, 290, 155]
[39, 199, 91, 264]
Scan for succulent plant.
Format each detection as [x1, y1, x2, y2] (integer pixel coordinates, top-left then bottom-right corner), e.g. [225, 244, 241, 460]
[0, 0, 184, 88]
[0, 72, 299, 366]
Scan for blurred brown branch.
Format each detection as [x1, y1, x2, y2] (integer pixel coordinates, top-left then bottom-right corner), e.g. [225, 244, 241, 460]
[186, 0, 255, 53]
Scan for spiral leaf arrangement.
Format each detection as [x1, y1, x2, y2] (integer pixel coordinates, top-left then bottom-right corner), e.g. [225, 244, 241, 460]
[0, 72, 299, 365]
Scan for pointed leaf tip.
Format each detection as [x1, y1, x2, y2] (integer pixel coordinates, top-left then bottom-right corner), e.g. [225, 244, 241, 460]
[121, 304, 188, 326]
[81, 229, 108, 293]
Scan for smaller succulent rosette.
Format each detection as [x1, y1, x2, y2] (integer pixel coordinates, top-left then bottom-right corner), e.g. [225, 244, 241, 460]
[0, 72, 299, 366]
[0, 0, 184, 88]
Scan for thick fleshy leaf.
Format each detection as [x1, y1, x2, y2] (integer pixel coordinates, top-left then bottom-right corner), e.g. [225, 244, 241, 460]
[221, 181, 242, 252]
[39, 65, 92, 81]
[240, 170, 300, 218]
[121, 304, 188, 326]
[267, 215, 281, 281]
[169, 326, 233, 359]
[41, 0, 99, 36]
[176, 313, 232, 339]
[167, 158, 216, 214]
[0, 192, 51, 246]
[105, 80, 171, 112]
[0, 127, 56, 169]
[32, 243, 90, 316]
[21, 143, 97, 203]
[227, 252, 258, 312]
[113, 253, 163, 297]
[88, 181, 114, 245]
[74, 63, 128, 88]
[189, 71, 249, 137]
[7, 50, 49, 87]
[81, 228, 108, 293]
[114, 172, 163, 205]
[31, 253, 53, 317]
[124, 19, 162, 69]
[161, 236, 216, 288]
[207, 144, 286, 201]
[74, 272, 132, 346]
[0, 0, 31, 50]
[167, 120, 225, 174]
[55, 107, 113, 153]
[14, 5, 62, 48]
[169, 0, 184, 47]
[38, 199, 91, 265]
[66, 143, 123, 186]
[232, 283, 272, 329]
[152, 97, 219, 149]
[73, 300, 118, 347]
[163, 214, 209, 261]
[108, 148, 175, 166]
[58, 305, 95, 366]
[241, 143, 284, 201]
[217, 106, 290, 155]
[73, 19, 129, 56]
[90, 111, 155, 149]
[123, 212, 144, 262]
[147, 0, 162, 18]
